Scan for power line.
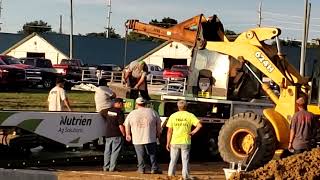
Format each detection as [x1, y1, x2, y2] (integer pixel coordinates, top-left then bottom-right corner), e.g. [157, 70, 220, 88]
[263, 18, 320, 27]
[264, 11, 320, 20]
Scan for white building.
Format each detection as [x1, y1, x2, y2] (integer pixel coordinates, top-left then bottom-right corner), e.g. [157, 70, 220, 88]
[4, 33, 68, 64]
[137, 41, 192, 69]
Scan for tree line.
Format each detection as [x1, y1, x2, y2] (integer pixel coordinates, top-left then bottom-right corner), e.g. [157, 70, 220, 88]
[20, 17, 237, 42]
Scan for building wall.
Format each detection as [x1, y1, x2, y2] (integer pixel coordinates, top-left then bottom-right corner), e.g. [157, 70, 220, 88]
[142, 42, 192, 68]
[5, 35, 68, 64]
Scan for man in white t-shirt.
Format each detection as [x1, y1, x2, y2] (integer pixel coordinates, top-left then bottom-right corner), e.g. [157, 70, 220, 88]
[124, 97, 162, 174]
[48, 78, 71, 111]
[94, 79, 116, 114]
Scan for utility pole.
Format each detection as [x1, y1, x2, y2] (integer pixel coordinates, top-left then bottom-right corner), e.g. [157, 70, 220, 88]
[300, 0, 310, 76]
[70, 0, 73, 59]
[257, 1, 262, 27]
[0, 0, 3, 31]
[59, 15, 62, 34]
[106, 0, 112, 38]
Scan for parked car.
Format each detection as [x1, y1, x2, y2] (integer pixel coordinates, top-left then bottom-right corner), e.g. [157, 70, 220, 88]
[0, 58, 26, 88]
[53, 59, 85, 83]
[20, 57, 58, 88]
[96, 64, 122, 82]
[0, 55, 43, 87]
[163, 65, 189, 80]
[147, 64, 163, 81]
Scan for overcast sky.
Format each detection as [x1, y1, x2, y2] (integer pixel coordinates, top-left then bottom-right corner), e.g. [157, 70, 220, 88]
[1, 0, 320, 40]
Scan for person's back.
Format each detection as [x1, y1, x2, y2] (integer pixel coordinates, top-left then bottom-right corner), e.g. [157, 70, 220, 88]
[48, 86, 65, 111]
[125, 107, 159, 144]
[94, 80, 114, 112]
[166, 100, 202, 180]
[167, 111, 199, 144]
[291, 109, 316, 150]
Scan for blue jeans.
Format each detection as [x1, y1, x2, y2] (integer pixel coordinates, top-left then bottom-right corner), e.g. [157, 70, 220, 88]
[134, 142, 160, 172]
[103, 136, 123, 171]
[168, 144, 191, 179]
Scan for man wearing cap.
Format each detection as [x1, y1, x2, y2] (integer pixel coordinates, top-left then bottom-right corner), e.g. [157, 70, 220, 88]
[124, 97, 162, 174]
[124, 60, 150, 100]
[102, 98, 126, 172]
[48, 77, 72, 111]
[288, 97, 318, 154]
[166, 100, 202, 180]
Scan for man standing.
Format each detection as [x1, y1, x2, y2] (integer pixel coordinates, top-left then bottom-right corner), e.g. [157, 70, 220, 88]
[166, 100, 202, 180]
[124, 60, 150, 100]
[103, 98, 126, 172]
[124, 97, 162, 174]
[95, 79, 116, 113]
[288, 97, 318, 154]
[48, 78, 71, 111]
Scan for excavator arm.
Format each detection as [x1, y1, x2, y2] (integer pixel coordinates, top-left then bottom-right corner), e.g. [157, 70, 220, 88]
[125, 14, 227, 49]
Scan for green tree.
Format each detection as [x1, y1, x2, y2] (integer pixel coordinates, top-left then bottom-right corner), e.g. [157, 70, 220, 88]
[19, 20, 52, 34]
[86, 28, 121, 39]
[224, 29, 237, 35]
[150, 17, 178, 28]
[86, 27, 121, 39]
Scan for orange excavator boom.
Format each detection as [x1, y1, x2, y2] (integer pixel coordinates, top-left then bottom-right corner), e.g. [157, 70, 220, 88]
[125, 14, 226, 48]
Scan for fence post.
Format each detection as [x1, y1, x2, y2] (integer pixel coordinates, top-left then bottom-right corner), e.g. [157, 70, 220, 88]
[110, 72, 114, 83]
[150, 74, 153, 85]
[81, 70, 84, 82]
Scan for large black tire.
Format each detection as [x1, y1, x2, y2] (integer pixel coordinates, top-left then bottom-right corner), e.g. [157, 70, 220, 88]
[218, 112, 276, 170]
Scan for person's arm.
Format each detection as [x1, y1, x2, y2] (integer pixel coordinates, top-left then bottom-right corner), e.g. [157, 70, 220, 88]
[166, 116, 173, 151]
[105, 88, 116, 99]
[63, 98, 72, 111]
[288, 115, 297, 150]
[119, 125, 126, 137]
[61, 90, 71, 111]
[124, 114, 132, 142]
[155, 112, 162, 139]
[134, 73, 146, 89]
[166, 127, 173, 151]
[190, 122, 202, 136]
[189, 114, 202, 136]
[118, 111, 126, 137]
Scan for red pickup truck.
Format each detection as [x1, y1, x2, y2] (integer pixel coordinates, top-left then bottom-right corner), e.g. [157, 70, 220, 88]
[53, 59, 84, 82]
[0, 57, 26, 88]
[163, 65, 189, 80]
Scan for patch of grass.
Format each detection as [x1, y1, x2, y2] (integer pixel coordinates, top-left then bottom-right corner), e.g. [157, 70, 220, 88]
[0, 89, 162, 112]
[0, 90, 95, 112]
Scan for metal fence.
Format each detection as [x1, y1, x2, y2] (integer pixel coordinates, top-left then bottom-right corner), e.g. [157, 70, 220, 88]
[80, 70, 123, 85]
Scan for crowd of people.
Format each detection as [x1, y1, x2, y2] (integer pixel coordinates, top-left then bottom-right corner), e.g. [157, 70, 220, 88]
[95, 76, 202, 179]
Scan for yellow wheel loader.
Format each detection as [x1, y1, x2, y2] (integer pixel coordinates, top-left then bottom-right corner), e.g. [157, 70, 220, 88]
[125, 14, 320, 169]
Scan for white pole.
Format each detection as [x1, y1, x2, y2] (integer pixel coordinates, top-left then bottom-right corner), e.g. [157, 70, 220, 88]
[70, 0, 73, 59]
[106, 0, 112, 38]
[258, 1, 262, 27]
[300, 0, 309, 76]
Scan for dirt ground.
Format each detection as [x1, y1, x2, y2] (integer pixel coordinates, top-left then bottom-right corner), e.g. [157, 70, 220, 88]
[231, 148, 320, 180]
[55, 162, 227, 180]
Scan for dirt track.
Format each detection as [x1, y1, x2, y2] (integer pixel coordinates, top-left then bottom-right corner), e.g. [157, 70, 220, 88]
[55, 162, 227, 180]
[231, 148, 320, 180]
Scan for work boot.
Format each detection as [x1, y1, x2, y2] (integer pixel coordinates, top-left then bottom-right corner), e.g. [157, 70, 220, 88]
[151, 169, 162, 174]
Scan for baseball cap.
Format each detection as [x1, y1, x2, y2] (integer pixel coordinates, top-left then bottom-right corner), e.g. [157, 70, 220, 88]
[114, 98, 125, 103]
[136, 97, 146, 104]
[177, 100, 187, 107]
[296, 97, 306, 105]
